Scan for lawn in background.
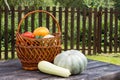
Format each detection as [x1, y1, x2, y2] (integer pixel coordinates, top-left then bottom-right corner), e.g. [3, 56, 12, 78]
[87, 53, 120, 65]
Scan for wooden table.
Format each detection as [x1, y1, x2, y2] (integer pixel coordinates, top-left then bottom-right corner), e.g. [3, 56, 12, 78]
[0, 59, 120, 80]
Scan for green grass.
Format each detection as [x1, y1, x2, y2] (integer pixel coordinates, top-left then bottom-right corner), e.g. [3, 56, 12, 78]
[87, 53, 120, 65]
[0, 52, 18, 60]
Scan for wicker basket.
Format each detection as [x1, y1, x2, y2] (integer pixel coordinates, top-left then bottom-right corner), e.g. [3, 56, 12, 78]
[16, 10, 61, 70]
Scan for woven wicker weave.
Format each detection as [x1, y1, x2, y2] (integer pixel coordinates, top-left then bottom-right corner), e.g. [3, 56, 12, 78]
[16, 10, 61, 70]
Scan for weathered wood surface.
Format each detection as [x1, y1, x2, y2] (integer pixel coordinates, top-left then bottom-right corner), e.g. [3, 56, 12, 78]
[0, 59, 120, 80]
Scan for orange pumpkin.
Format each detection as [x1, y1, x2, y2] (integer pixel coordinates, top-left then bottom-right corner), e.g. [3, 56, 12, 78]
[33, 27, 49, 36]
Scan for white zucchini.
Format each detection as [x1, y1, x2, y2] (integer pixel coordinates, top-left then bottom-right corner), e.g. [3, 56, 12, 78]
[38, 61, 71, 77]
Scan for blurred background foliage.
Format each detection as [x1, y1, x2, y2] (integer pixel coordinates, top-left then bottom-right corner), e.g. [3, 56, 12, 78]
[0, 0, 55, 9]
[0, 0, 115, 9]
[53, 0, 114, 9]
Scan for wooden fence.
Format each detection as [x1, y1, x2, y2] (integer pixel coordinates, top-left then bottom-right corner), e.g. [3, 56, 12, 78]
[0, 6, 120, 60]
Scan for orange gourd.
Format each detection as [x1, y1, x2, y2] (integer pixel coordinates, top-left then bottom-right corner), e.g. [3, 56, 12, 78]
[33, 27, 49, 36]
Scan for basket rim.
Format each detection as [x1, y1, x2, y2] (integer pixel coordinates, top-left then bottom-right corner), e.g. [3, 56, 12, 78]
[15, 45, 61, 48]
[16, 32, 61, 41]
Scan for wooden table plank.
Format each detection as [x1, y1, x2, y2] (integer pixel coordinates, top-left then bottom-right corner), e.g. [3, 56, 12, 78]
[0, 59, 120, 80]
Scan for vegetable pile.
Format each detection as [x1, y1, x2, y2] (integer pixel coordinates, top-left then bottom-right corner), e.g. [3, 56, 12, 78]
[37, 50, 88, 78]
[21, 27, 88, 78]
[21, 27, 54, 39]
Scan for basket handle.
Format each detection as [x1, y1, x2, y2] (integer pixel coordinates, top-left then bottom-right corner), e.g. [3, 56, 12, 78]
[17, 10, 61, 34]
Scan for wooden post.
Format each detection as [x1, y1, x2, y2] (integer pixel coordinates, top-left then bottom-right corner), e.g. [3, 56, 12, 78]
[114, 9, 118, 53]
[18, 6, 22, 33]
[109, 8, 113, 53]
[24, 6, 28, 32]
[39, 7, 42, 27]
[70, 7, 74, 49]
[31, 7, 35, 32]
[76, 8, 80, 50]
[88, 8, 92, 55]
[4, 6, 8, 59]
[59, 7, 62, 33]
[11, 6, 15, 59]
[82, 8, 86, 54]
[97, 7, 102, 53]
[104, 8, 108, 53]
[46, 7, 50, 29]
[52, 7, 56, 33]
[64, 7, 68, 50]
[0, 7, 2, 59]
[93, 8, 97, 54]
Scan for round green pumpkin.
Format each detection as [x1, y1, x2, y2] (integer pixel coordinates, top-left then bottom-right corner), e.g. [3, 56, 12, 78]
[54, 50, 87, 75]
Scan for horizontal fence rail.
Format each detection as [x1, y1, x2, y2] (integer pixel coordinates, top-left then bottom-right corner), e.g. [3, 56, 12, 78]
[0, 6, 120, 60]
